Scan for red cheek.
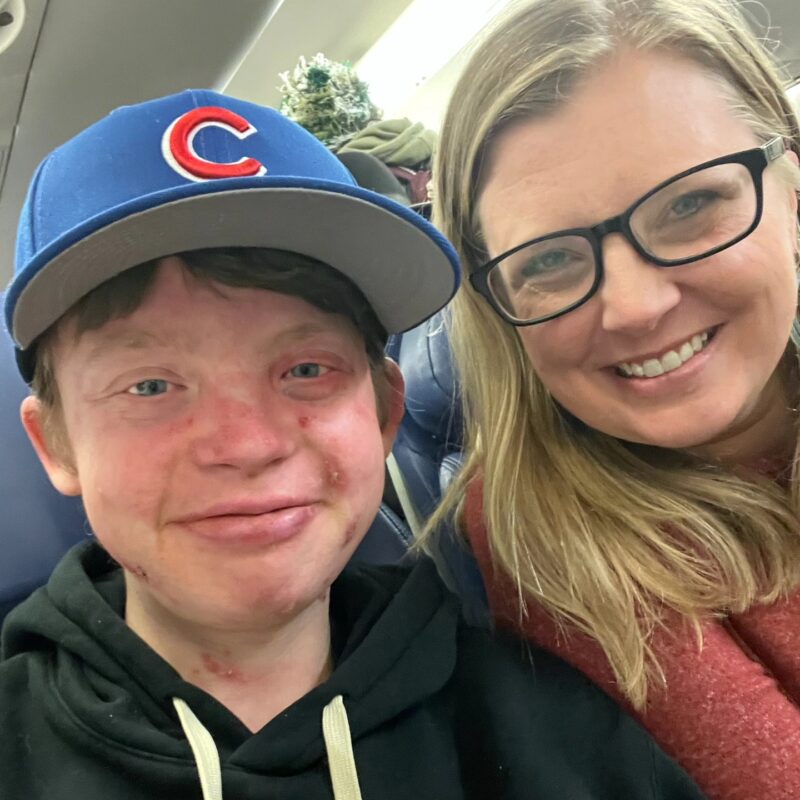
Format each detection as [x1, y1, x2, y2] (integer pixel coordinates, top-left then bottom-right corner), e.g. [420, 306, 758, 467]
[165, 414, 195, 436]
[236, 406, 259, 423]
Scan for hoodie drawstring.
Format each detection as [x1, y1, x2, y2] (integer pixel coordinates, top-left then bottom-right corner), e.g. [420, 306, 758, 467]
[321, 695, 363, 800]
[173, 697, 223, 800]
[173, 694, 363, 800]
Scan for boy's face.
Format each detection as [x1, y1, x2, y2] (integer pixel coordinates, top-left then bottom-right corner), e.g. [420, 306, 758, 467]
[22, 258, 403, 630]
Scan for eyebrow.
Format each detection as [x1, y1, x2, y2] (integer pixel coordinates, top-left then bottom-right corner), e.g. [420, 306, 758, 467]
[83, 321, 354, 364]
[83, 330, 173, 363]
[270, 322, 352, 347]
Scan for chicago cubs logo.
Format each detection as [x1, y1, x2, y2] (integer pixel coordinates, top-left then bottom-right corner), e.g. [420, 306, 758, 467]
[161, 106, 267, 182]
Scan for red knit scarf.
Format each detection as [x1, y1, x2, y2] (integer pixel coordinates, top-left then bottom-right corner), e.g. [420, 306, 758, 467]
[464, 478, 800, 800]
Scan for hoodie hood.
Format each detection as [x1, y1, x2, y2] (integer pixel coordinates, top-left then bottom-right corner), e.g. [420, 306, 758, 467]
[1, 541, 460, 777]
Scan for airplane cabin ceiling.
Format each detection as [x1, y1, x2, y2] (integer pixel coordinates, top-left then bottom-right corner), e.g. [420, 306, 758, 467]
[0, 0, 798, 286]
[756, 0, 800, 78]
[0, 0, 280, 284]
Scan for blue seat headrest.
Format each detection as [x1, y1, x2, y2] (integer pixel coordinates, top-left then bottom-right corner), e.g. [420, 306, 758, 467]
[387, 307, 488, 625]
[389, 310, 462, 447]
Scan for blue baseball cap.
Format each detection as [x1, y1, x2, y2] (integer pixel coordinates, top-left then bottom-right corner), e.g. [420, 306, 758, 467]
[5, 89, 460, 381]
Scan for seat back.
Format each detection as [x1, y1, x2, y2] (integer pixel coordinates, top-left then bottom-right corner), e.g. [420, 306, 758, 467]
[388, 309, 488, 623]
[0, 332, 88, 622]
[386, 310, 464, 522]
[0, 322, 412, 625]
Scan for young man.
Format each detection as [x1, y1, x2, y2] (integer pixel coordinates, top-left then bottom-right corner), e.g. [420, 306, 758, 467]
[0, 90, 707, 799]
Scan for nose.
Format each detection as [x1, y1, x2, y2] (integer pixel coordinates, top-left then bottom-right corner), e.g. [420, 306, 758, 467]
[189, 384, 297, 475]
[598, 234, 682, 333]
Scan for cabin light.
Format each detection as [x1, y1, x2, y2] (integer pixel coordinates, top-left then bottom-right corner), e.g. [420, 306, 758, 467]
[356, 0, 513, 119]
[0, 0, 25, 55]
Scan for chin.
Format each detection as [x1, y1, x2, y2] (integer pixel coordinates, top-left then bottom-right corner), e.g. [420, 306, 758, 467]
[617, 420, 737, 452]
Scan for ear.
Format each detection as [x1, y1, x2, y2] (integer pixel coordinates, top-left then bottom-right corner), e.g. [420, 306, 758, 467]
[379, 358, 405, 457]
[778, 149, 800, 254]
[20, 395, 81, 496]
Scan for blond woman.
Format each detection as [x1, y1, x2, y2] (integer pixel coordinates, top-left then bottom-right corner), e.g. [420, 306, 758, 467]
[430, 1, 800, 797]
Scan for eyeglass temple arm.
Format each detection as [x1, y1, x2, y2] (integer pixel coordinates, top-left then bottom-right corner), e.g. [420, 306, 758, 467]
[764, 136, 786, 162]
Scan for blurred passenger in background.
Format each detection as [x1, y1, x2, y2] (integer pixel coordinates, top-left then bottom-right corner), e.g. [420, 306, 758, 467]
[338, 117, 436, 205]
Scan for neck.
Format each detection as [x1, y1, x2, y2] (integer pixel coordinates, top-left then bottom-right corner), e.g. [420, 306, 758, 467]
[125, 585, 333, 732]
[693, 359, 798, 464]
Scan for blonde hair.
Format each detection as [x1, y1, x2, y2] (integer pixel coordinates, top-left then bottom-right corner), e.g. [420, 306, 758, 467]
[428, 0, 800, 708]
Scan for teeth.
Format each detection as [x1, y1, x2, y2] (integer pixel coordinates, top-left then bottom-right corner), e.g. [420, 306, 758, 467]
[660, 351, 682, 373]
[643, 359, 664, 377]
[617, 328, 713, 379]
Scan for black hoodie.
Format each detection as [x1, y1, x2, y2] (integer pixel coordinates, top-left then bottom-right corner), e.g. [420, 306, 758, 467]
[0, 541, 706, 799]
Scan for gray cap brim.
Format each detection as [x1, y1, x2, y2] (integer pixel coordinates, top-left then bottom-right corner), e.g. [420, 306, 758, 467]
[12, 187, 458, 349]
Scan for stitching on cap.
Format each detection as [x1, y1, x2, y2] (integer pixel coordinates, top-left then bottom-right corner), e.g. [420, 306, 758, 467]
[28, 155, 51, 254]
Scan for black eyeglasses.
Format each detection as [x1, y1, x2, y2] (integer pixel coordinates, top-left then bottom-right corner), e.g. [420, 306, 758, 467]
[471, 136, 787, 326]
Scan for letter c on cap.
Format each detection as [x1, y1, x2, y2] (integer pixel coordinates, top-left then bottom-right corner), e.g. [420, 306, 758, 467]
[161, 106, 267, 182]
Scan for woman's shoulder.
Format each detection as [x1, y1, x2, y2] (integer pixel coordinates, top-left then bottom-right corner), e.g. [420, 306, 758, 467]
[451, 625, 707, 799]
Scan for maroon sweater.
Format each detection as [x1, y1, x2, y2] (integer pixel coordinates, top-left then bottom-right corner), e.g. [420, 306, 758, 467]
[464, 479, 800, 800]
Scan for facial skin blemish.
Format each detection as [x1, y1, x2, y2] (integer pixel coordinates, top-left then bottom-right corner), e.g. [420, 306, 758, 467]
[298, 416, 311, 429]
[324, 457, 346, 488]
[115, 558, 149, 583]
[201, 653, 248, 683]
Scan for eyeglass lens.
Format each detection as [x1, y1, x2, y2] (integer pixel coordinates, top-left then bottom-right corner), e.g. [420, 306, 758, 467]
[488, 161, 758, 323]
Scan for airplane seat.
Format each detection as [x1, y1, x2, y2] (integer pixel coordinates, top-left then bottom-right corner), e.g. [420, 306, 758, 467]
[0, 314, 413, 626]
[0, 327, 88, 624]
[388, 309, 489, 625]
[353, 504, 412, 563]
[386, 310, 464, 521]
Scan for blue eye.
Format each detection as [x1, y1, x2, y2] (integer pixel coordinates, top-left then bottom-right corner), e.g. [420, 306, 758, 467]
[522, 249, 571, 276]
[669, 190, 717, 219]
[289, 363, 326, 379]
[127, 379, 169, 397]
